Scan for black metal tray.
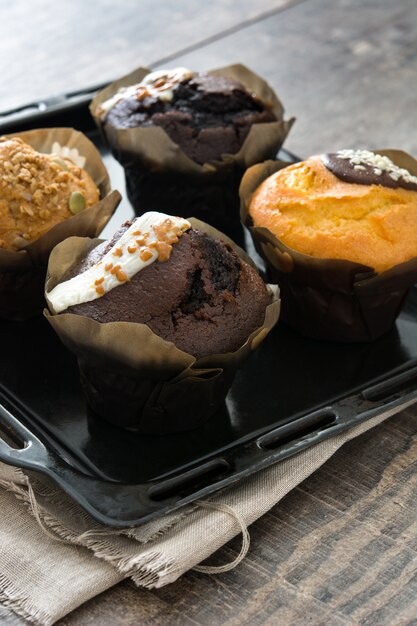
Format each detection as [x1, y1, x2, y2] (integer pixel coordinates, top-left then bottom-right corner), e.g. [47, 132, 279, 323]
[0, 94, 417, 527]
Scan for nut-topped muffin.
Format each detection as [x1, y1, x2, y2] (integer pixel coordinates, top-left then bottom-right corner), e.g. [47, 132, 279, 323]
[0, 128, 119, 321]
[241, 149, 417, 342]
[0, 137, 100, 251]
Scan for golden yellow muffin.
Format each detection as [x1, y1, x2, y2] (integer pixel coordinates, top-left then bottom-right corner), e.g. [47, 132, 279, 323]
[0, 137, 100, 251]
[249, 151, 417, 273]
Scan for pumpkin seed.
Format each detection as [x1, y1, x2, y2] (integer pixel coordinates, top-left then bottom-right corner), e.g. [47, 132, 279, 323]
[68, 191, 86, 214]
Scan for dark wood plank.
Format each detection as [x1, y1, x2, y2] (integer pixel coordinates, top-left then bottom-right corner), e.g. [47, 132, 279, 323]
[2, 0, 417, 623]
[0, 607, 28, 626]
[168, 0, 417, 156]
[0, 0, 298, 113]
[57, 407, 417, 626]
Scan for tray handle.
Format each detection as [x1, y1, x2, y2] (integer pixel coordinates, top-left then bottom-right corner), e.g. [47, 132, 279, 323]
[0, 402, 50, 470]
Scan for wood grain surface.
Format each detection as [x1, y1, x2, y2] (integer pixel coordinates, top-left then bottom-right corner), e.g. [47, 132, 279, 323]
[1, 0, 417, 624]
[55, 407, 417, 626]
[0, 0, 297, 112]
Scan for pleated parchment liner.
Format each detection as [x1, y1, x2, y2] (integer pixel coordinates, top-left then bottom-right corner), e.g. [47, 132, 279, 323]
[240, 150, 417, 342]
[45, 219, 280, 434]
[90, 64, 294, 242]
[0, 128, 121, 320]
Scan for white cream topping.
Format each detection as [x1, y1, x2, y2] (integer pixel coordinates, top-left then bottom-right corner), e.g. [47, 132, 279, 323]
[47, 212, 191, 314]
[96, 67, 194, 120]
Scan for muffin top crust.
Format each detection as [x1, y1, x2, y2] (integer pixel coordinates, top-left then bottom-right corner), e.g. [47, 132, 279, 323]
[0, 137, 99, 251]
[248, 152, 417, 273]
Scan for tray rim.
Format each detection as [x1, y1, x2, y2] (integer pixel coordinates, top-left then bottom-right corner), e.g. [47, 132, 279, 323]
[1, 359, 417, 527]
[2, 343, 417, 484]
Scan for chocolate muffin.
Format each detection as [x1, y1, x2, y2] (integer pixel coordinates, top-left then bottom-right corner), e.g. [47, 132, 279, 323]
[91, 64, 293, 241]
[46, 213, 280, 432]
[99, 68, 277, 165]
[48, 212, 271, 358]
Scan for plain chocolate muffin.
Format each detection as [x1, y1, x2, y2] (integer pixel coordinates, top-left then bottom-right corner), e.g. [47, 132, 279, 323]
[103, 71, 277, 165]
[62, 222, 271, 358]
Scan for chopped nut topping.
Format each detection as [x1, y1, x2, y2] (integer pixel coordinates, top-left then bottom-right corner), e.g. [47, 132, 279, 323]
[47, 213, 191, 313]
[32, 190, 43, 205]
[156, 241, 172, 262]
[116, 269, 128, 282]
[96, 68, 194, 121]
[153, 78, 166, 88]
[154, 218, 184, 245]
[136, 87, 150, 101]
[140, 249, 153, 262]
[0, 137, 99, 251]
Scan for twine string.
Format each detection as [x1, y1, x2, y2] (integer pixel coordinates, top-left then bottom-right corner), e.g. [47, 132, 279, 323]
[193, 500, 250, 574]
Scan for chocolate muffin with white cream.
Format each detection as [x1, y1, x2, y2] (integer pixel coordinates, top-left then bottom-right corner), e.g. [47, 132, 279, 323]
[46, 212, 280, 432]
[47, 212, 272, 358]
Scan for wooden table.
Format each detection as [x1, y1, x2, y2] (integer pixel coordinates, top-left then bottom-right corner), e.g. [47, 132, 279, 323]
[1, 0, 417, 623]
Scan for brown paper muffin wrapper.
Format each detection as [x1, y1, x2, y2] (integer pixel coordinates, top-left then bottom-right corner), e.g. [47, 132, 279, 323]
[90, 64, 294, 241]
[44, 219, 280, 434]
[240, 150, 417, 342]
[0, 128, 121, 320]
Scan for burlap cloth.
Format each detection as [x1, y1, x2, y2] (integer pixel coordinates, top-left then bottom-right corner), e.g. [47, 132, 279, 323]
[1, 399, 416, 625]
